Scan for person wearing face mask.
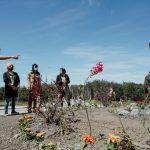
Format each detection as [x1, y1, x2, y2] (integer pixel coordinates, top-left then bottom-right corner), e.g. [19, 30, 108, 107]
[56, 68, 71, 107]
[27, 64, 41, 113]
[3, 63, 20, 115]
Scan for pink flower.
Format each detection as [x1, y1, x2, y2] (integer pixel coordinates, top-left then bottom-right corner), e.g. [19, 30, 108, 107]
[90, 62, 103, 76]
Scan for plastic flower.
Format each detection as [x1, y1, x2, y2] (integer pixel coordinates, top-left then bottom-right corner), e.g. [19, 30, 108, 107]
[83, 133, 95, 144]
[109, 133, 121, 143]
[36, 131, 45, 138]
[90, 62, 103, 76]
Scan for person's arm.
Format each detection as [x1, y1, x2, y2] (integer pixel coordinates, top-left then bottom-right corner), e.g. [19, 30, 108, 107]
[144, 75, 150, 86]
[16, 73, 20, 86]
[27, 73, 31, 90]
[12, 73, 20, 91]
[0, 55, 19, 60]
[66, 74, 70, 84]
[38, 74, 42, 90]
[56, 75, 60, 84]
[3, 72, 10, 85]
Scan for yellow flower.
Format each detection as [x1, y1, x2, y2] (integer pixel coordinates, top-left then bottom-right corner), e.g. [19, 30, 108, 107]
[47, 142, 56, 148]
[19, 117, 24, 121]
[36, 132, 45, 138]
[109, 133, 121, 143]
[24, 128, 32, 132]
[26, 118, 32, 121]
[19, 115, 33, 121]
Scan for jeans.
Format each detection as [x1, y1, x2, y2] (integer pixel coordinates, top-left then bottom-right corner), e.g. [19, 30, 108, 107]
[5, 97, 17, 113]
[64, 87, 71, 106]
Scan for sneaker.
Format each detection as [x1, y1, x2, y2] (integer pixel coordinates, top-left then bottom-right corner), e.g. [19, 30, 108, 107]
[4, 111, 9, 116]
[28, 110, 32, 113]
[11, 111, 19, 115]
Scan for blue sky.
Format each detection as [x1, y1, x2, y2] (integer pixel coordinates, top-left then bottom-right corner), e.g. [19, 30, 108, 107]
[0, 0, 150, 86]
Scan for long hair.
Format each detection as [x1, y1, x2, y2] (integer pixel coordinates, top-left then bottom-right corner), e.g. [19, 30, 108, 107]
[32, 64, 40, 75]
[60, 68, 66, 74]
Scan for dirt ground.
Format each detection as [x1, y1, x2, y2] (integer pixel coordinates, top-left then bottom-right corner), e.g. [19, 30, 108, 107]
[0, 108, 149, 150]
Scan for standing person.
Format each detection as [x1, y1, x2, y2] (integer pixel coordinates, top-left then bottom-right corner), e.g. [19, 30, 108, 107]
[0, 55, 19, 60]
[144, 71, 150, 94]
[56, 68, 71, 107]
[3, 63, 20, 115]
[27, 64, 41, 113]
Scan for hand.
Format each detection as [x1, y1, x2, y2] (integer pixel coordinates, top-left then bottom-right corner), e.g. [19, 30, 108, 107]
[13, 55, 20, 60]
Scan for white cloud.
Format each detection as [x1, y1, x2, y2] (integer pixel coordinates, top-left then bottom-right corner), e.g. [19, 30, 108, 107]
[63, 44, 127, 61]
[100, 23, 124, 32]
[84, 0, 102, 6]
[24, 8, 87, 34]
[63, 44, 149, 84]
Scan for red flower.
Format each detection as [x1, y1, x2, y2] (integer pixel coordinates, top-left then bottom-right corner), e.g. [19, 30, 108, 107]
[90, 62, 103, 76]
[83, 133, 95, 144]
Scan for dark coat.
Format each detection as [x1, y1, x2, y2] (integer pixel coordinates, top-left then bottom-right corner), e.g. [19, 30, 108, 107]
[56, 74, 70, 98]
[3, 71, 20, 98]
[56, 74, 70, 86]
[144, 73, 150, 94]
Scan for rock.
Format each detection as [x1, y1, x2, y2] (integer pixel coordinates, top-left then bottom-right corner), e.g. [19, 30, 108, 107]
[74, 142, 85, 150]
[97, 104, 104, 108]
[13, 134, 20, 139]
[117, 109, 130, 116]
[146, 109, 150, 115]
[130, 109, 140, 117]
[130, 105, 139, 110]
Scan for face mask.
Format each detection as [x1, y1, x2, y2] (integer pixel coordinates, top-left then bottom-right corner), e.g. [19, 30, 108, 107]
[34, 67, 38, 71]
[9, 67, 14, 71]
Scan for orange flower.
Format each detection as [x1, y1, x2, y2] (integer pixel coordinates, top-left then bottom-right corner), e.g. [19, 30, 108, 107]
[26, 118, 32, 121]
[109, 133, 121, 143]
[36, 132, 45, 138]
[18, 115, 33, 122]
[24, 115, 32, 120]
[19, 117, 25, 121]
[24, 127, 32, 132]
[83, 133, 95, 144]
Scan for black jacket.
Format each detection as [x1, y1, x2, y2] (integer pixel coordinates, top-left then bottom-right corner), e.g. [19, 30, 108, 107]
[56, 74, 70, 86]
[3, 71, 20, 98]
[144, 73, 150, 94]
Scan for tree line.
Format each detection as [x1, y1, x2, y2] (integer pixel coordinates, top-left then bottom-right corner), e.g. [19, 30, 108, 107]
[70, 80, 145, 102]
[0, 80, 145, 102]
